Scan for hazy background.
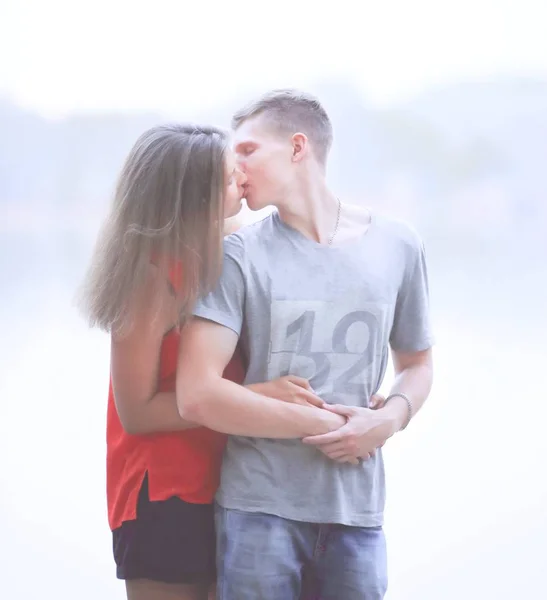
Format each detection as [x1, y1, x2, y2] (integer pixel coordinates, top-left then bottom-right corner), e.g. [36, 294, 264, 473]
[1, 1, 546, 598]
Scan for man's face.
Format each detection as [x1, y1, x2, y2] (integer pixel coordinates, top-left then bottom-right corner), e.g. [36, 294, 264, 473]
[232, 116, 294, 211]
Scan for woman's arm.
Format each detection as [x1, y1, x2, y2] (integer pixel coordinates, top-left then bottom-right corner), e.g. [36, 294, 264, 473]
[110, 265, 198, 435]
[111, 265, 326, 435]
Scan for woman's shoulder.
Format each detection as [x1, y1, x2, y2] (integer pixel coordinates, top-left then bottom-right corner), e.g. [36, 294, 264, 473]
[150, 254, 184, 295]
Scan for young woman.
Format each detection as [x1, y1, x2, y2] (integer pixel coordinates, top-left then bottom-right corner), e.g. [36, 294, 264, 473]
[78, 124, 325, 600]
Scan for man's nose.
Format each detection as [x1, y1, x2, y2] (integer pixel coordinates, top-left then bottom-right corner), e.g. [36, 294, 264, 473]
[235, 153, 246, 169]
[236, 168, 247, 186]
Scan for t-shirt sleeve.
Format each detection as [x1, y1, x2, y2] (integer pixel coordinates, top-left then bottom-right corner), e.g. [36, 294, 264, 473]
[192, 236, 245, 337]
[389, 233, 434, 353]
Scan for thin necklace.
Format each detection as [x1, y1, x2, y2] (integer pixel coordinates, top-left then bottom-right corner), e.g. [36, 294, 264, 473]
[327, 198, 342, 245]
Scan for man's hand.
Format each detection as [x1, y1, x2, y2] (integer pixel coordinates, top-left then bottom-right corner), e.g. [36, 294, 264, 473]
[302, 395, 397, 464]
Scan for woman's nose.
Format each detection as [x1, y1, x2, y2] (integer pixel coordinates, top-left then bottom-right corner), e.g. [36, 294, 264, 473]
[236, 168, 247, 186]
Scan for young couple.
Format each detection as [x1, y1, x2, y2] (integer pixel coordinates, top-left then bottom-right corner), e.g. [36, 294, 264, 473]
[80, 89, 434, 600]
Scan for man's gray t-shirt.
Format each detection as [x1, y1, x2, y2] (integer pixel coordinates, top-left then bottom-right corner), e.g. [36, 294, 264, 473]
[194, 210, 433, 527]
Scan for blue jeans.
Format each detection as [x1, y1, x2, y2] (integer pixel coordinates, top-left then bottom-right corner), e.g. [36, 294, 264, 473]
[215, 505, 388, 600]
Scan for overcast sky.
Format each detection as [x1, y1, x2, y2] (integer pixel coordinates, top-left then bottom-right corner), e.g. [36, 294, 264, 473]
[1, 0, 546, 118]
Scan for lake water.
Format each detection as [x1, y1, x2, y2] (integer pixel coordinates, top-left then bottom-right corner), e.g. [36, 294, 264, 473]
[1, 241, 545, 600]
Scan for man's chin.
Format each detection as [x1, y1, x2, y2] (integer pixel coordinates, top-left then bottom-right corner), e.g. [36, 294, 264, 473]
[245, 195, 267, 212]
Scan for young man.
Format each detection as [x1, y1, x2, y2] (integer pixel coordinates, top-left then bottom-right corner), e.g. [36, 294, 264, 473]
[176, 90, 434, 599]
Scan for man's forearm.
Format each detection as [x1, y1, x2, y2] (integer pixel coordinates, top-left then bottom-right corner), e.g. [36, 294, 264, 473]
[120, 392, 200, 435]
[381, 361, 433, 430]
[121, 380, 327, 437]
[178, 376, 344, 438]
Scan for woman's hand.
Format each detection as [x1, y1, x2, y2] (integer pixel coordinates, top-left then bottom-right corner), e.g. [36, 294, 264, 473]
[247, 376, 324, 409]
[302, 393, 389, 465]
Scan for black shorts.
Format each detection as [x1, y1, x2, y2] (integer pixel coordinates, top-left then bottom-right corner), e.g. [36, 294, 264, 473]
[112, 474, 216, 584]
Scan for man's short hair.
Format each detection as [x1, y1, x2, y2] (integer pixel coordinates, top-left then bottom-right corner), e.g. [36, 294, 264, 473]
[232, 89, 333, 165]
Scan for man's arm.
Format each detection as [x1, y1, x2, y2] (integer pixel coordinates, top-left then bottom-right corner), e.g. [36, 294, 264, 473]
[303, 347, 433, 461]
[176, 317, 345, 438]
[303, 227, 434, 461]
[380, 347, 433, 429]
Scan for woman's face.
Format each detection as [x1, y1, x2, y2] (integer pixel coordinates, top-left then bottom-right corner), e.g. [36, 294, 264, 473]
[223, 149, 246, 218]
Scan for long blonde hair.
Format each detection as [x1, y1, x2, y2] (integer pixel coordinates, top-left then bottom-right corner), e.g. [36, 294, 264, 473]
[78, 123, 228, 335]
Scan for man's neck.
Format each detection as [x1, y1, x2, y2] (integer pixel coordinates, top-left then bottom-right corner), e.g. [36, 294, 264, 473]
[276, 176, 339, 245]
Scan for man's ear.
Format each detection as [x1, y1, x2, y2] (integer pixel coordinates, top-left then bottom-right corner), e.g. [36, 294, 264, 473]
[291, 132, 309, 162]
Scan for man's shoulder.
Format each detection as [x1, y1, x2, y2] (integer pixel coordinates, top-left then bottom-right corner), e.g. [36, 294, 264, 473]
[223, 211, 276, 257]
[374, 212, 424, 252]
[342, 203, 422, 250]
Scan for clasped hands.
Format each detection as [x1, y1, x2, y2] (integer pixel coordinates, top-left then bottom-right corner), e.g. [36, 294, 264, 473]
[254, 375, 396, 465]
